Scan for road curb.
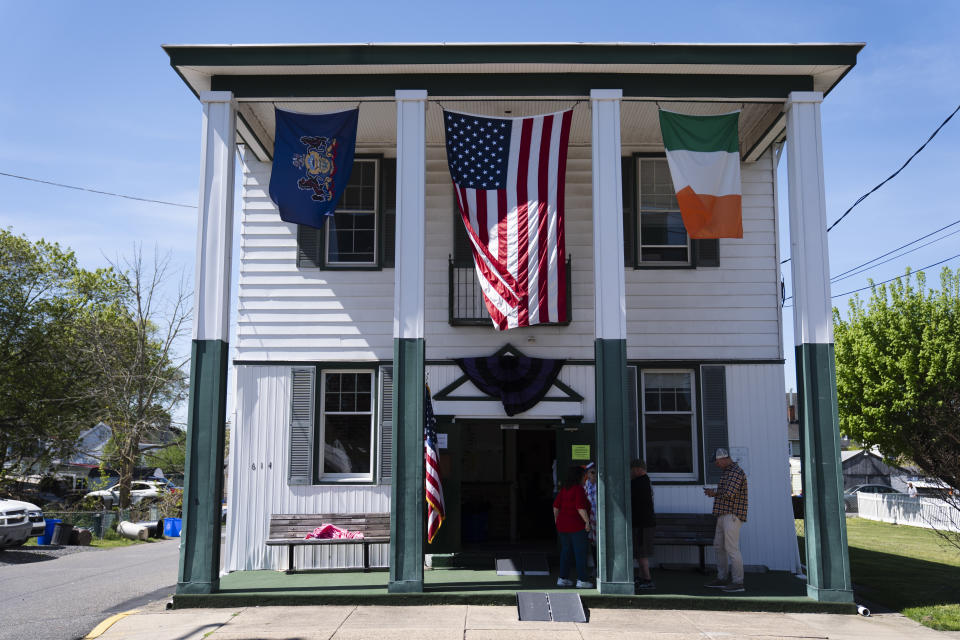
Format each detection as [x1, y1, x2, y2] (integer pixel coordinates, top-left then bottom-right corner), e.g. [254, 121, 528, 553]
[84, 609, 139, 639]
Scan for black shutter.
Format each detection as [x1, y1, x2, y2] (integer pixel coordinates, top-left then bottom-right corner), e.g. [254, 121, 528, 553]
[297, 224, 323, 268]
[378, 365, 394, 483]
[381, 158, 397, 268]
[622, 156, 637, 267]
[693, 239, 720, 267]
[288, 367, 316, 485]
[452, 196, 473, 267]
[701, 365, 729, 484]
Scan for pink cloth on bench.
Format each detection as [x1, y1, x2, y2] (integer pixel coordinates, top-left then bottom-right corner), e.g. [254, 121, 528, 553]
[304, 524, 365, 540]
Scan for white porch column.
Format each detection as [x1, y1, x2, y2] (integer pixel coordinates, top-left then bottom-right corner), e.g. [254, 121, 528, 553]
[785, 90, 853, 603]
[590, 88, 633, 595]
[178, 90, 235, 595]
[389, 89, 427, 593]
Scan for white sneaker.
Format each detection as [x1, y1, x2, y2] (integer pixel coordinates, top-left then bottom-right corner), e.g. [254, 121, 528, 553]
[575, 580, 594, 589]
[556, 577, 574, 587]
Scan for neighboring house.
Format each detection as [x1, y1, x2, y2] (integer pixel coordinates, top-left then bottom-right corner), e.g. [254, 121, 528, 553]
[166, 41, 862, 599]
[841, 448, 911, 492]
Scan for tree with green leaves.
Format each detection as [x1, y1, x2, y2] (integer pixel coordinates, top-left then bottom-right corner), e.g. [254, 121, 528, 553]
[834, 266, 960, 547]
[0, 229, 118, 478]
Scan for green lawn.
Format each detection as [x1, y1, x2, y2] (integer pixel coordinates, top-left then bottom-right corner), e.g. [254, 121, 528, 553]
[799, 517, 960, 630]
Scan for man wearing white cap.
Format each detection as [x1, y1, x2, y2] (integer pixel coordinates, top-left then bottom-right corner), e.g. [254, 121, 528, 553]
[703, 447, 748, 592]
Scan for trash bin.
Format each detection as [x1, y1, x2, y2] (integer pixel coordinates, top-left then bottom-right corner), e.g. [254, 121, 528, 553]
[51, 522, 74, 545]
[163, 517, 182, 537]
[38, 519, 61, 545]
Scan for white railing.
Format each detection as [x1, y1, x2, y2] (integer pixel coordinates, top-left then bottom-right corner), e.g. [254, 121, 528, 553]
[857, 492, 960, 533]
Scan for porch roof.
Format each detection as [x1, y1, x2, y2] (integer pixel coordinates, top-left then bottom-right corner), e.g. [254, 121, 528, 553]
[163, 42, 863, 162]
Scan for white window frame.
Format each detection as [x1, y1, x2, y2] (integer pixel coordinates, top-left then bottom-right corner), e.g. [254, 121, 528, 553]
[325, 158, 379, 267]
[637, 158, 691, 266]
[317, 369, 376, 482]
[640, 369, 699, 482]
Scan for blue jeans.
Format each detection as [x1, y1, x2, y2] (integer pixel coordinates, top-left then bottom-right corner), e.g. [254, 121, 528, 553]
[558, 529, 590, 582]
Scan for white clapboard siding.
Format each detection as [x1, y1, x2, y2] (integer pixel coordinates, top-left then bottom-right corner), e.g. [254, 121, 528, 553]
[225, 365, 390, 572]
[236, 147, 780, 363]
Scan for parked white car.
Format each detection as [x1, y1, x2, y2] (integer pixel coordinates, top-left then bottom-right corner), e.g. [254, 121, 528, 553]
[0, 499, 44, 549]
[84, 480, 166, 507]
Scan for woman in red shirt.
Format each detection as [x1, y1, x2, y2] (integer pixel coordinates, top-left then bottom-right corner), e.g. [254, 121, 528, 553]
[552, 465, 593, 588]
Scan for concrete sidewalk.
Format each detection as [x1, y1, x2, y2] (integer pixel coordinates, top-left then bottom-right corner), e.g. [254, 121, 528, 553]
[90, 601, 959, 639]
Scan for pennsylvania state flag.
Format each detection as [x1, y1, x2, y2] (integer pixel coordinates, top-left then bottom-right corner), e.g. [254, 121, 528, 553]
[269, 108, 359, 228]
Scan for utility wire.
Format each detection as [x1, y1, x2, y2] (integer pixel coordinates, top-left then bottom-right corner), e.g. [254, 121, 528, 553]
[780, 102, 960, 265]
[826, 103, 960, 232]
[829, 217, 960, 280]
[0, 171, 195, 209]
[831, 227, 960, 284]
[783, 251, 960, 305]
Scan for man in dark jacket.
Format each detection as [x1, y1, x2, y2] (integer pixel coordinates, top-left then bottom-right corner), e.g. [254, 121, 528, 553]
[630, 459, 656, 589]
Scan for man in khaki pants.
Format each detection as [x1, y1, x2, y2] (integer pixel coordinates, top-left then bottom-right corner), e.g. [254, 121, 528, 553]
[703, 448, 748, 592]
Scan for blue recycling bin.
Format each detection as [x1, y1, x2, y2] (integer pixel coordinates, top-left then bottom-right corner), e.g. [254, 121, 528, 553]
[38, 519, 61, 545]
[163, 517, 182, 537]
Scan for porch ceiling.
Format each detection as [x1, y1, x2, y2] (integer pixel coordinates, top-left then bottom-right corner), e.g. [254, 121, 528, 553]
[166, 42, 862, 163]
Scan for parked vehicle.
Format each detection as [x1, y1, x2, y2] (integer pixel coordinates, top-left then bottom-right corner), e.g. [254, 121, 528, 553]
[83, 480, 168, 507]
[843, 484, 903, 513]
[0, 499, 44, 548]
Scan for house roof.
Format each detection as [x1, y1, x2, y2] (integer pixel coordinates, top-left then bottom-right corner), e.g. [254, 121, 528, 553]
[163, 42, 863, 163]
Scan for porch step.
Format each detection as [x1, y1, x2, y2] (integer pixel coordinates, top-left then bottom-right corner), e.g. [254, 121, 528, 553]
[496, 554, 550, 576]
[517, 592, 586, 623]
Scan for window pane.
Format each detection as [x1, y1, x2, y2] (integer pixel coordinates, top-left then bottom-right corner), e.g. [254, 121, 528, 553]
[644, 390, 660, 412]
[323, 415, 371, 474]
[641, 212, 687, 246]
[328, 213, 376, 263]
[639, 160, 679, 209]
[641, 246, 689, 262]
[340, 161, 376, 210]
[644, 414, 694, 474]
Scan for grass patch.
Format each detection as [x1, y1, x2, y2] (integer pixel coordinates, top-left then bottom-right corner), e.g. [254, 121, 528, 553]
[798, 517, 960, 630]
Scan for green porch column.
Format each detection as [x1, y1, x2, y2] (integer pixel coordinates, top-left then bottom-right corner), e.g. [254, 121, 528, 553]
[388, 89, 427, 593]
[785, 91, 853, 603]
[178, 91, 236, 595]
[590, 89, 634, 594]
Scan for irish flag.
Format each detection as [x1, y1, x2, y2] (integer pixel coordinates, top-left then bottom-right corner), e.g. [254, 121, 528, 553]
[659, 110, 743, 239]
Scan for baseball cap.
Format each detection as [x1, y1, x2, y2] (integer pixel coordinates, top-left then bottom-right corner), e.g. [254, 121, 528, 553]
[711, 447, 730, 462]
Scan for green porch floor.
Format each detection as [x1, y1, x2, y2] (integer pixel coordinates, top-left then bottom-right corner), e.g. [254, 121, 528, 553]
[173, 567, 855, 613]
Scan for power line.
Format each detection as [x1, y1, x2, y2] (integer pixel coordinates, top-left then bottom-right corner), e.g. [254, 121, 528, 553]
[831, 224, 960, 284]
[783, 251, 960, 306]
[827, 103, 960, 232]
[830, 217, 960, 280]
[0, 171, 195, 209]
[780, 102, 960, 265]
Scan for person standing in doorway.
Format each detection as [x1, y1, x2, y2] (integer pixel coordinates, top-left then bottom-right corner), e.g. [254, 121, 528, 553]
[908, 482, 918, 498]
[703, 448, 748, 593]
[583, 462, 598, 573]
[553, 465, 593, 589]
[630, 459, 656, 589]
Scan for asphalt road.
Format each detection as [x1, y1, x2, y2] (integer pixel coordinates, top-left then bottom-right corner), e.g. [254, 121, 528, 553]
[0, 538, 180, 640]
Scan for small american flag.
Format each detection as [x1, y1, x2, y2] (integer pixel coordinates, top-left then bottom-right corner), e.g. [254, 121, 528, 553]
[444, 109, 572, 329]
[424, 385, 445, 543]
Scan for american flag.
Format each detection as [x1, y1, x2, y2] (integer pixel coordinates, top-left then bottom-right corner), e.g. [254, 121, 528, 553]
[424, 385, 445, 544]
[443, 109, 572, 330]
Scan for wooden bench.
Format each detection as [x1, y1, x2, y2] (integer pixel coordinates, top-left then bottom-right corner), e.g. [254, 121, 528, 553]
[653, 513, 717, 572]
[265, 513, 390, 573]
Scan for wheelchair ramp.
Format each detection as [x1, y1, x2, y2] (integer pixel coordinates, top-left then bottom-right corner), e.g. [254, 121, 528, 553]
[516, 592, 586, 623]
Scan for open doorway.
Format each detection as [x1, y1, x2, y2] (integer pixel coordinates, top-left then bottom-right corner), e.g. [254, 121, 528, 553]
[459, 422, 557, 550]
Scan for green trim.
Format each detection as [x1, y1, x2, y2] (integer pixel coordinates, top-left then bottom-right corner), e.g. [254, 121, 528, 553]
[177, 339, 229, 595]
[796, 343, 854, 604]
[659, 111, 740, 153]
[389, 338, 425, 593]
[594, 339, 634, 595]
[211, 73, 815, 99]
[165, 43, 862, 70]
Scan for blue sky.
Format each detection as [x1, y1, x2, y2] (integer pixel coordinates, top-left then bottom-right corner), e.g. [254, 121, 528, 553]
[1, 1, 958, 416]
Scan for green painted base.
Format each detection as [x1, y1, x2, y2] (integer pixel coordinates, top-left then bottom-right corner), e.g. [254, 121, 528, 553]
[176, 579, 219, 595]
[806, 584, 854, 603]
[387, 580, 425, 594]
[599, 581, 635, 595]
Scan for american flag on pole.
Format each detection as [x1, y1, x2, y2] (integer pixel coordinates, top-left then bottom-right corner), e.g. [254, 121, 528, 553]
[424, 385, 445, 544]
[443, 109, 572, 330]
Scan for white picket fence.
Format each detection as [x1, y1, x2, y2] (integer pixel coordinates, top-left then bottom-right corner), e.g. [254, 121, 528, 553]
[857, 493, 960, 532]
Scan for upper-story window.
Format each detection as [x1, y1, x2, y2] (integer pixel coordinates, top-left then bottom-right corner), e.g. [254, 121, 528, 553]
[637, 158, 691, 265]
[296, 156, 396, 270]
